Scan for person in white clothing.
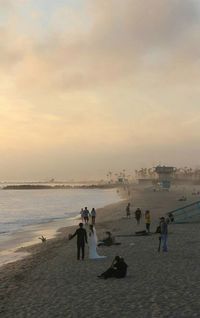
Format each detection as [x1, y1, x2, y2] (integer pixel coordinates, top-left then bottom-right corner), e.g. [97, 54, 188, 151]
[88, 225, 106, 259]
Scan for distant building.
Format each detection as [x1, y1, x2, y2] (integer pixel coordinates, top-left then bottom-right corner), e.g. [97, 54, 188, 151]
[155, 166, 176, 190]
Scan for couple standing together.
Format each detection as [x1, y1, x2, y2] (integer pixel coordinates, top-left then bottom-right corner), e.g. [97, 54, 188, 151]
[69, 223, 106, 260]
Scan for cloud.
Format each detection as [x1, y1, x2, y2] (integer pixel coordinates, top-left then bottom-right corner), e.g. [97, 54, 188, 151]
[1, 0, 200, 93]
[0, 0, 200, 179]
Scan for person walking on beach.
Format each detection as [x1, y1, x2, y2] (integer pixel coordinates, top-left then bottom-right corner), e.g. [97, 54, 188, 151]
[135, 208, 142, 225]
[145, 210, 151, 233]
[126, 202, 131, 218]
[90, 208, 96, 225]
[80, 208, 84, 223]
[69, 223, 88, 260]
[83, 207, 89, 224]
[160, 217, 168, 252]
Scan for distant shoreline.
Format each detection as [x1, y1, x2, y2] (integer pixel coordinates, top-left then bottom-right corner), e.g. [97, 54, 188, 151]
[2, 184, 118, 190]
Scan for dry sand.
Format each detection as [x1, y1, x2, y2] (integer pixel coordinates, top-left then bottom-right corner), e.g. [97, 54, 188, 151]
[1, 185, 200, 318]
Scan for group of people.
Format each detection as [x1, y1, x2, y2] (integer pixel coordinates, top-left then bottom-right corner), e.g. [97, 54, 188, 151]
[69, 222, 127, 279]
[126, 203, 171, 252]
[80, 207, 96, 225]
[126, 204, 151, 233]
[69, 206, 99, 260]
[69, 223, 105, 260]
[68, 201, 172, 280]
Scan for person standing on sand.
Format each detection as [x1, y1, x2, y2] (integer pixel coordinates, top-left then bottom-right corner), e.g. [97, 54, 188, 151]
[69, 223, 88, 260]
[126, 203, 131, 218]
[135, 208, 142, 225]
[90, 208, 96, 225]
[88, 225, 106, 259]
[160, 217, 168, 252]
[145, 210, 151, 233]
[80, 208, 84, 223]
[83, 207, 89, 224]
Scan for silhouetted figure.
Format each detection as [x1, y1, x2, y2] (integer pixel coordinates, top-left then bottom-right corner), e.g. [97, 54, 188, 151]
[160, 217, 168, 252]
[97, 231, 121, 246]
[90, 208, 96, 225]
[80, 208, 84, 222]
[126, 203, 131, 218]
[69, 223, 88, 260]
[98, 256, 127, 279]
[83, 207, 89, 224]
[135, 208, 142, 225]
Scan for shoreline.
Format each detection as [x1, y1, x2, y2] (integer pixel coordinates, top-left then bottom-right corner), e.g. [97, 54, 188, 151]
[1, 185, 200, 317]
[0, 188, 125, 268]
[1, 184, 118, 190]
[0, 184, 197, 271]
[0, 186, 128, 271]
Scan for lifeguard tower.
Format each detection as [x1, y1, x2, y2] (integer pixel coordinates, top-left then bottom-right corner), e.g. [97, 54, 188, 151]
[155, 166, 176, 190]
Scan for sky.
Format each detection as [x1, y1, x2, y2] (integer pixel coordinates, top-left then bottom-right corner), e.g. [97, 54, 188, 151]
[0, 0, 200, 181]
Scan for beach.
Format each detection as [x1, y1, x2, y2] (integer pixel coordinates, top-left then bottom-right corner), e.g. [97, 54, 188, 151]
[0, 188, 121, 267]
[1, 185, 200, 318]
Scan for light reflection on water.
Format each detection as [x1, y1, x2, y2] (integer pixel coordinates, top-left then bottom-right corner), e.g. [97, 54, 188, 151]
[0, 188, 121, 266]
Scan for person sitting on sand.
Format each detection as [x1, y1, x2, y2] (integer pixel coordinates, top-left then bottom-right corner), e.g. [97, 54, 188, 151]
[178, 196, 187, 201]
[97, 231, 121, 246]
[98, 256, 128, 279]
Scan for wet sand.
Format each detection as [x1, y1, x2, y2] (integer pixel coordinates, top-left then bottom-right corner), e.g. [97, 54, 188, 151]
[0, 185, 200, 318]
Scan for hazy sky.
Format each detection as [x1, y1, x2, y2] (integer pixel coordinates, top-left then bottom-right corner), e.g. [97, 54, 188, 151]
[1, 0, 200, 181]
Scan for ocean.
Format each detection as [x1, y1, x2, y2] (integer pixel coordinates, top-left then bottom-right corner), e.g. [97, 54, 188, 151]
[0, 188, 121, 266]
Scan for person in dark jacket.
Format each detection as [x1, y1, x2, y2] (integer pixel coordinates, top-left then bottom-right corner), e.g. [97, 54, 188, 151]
[69, 223, 88, 260]
[98, 256, 128, 279]
[135, 208, 142, 225]
[160, 217, 168, 252]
